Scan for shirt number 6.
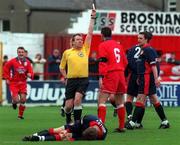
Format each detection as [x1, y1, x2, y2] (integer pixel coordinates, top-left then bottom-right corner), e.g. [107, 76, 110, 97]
[114, 48, 120, 63]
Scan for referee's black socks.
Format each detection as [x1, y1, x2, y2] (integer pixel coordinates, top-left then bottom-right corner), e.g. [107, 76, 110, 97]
[74, 106, 82, 122]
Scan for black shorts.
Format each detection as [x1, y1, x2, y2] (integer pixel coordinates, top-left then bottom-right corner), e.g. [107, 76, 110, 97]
[127, 73, 138, 97]
[138, 73, 156, 96]
[65, 78, 89, 100]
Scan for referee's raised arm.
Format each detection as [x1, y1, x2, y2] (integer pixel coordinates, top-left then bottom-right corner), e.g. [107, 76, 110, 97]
[84, 8, 96, 51]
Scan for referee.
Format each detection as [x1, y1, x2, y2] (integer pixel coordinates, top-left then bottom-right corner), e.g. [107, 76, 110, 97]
[60, 8, 96, 123]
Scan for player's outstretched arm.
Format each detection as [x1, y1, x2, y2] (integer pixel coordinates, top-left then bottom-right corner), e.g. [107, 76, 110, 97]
[84, 8, 96, 50]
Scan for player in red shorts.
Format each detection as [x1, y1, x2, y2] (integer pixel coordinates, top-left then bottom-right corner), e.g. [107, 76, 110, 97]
[97, 27, 127, 132]
[3, 47, 34, 119]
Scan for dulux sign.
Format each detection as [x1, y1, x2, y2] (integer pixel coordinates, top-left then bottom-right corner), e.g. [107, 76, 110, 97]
[6, 81, 180, 106]
[6, 81, 99, 105]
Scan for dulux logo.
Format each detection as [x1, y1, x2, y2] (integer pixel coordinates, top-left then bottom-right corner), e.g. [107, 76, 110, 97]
[26, 82, 99, 103]
[26, 83, 65, 102]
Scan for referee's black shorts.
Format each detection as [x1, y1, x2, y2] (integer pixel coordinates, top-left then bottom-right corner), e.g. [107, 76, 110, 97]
[65, 78, 89, 100]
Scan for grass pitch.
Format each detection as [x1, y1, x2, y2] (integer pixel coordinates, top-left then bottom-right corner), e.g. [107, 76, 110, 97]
[0, 106, 179, 145]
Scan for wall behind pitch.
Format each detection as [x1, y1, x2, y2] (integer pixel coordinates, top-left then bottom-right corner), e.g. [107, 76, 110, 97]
[0, 32, 44, 59]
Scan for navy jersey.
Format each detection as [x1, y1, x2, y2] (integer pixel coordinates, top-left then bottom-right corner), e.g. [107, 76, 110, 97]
[127, 45, 142, 74]
[137, 46, 159, 75]
[65, 115, 107, 140]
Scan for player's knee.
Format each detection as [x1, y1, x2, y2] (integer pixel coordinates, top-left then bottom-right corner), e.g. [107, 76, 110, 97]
[109, 94, 115, 101]
[12, 96, 19, 103]
[98, 95, 108, 104]
[98, 103, 106, 107]
[137, 95, 146, 102]
[64, 105, 73, 113]
[64, 108, 72, 113]
[126, 95, 134, 102]
[136, 98, 145, 106]
[149, 94, 159, 104]
[74, 98, 82, 106]
[150, 98, 159, 105]
[20, 97, 26, 103]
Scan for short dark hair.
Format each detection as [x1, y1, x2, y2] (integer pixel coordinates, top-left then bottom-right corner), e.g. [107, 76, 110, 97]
[82, 127, 98, 140]
[17, 46, 25, 50]
[101, 27, 112, 38]
[17, 47, 25, 51]
[72, 33, 82, 42]
[139, 31, 153, 42]
[3, 55, 8, 59]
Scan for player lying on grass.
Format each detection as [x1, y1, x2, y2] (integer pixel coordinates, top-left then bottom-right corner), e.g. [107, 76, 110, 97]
[22, 115, 107, 141]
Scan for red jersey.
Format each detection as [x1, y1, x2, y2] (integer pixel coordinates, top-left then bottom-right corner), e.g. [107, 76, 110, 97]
[3, 57, 34, 82]
[98, 40, 127, 75]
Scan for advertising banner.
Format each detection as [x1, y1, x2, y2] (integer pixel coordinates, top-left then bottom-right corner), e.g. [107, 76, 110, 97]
[6, 81, 99, 105]
[6, 81, 180, 106]
[68, 10, 180, 36]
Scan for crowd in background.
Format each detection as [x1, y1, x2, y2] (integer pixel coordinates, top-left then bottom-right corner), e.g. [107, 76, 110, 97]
[2, 49, 180, 81]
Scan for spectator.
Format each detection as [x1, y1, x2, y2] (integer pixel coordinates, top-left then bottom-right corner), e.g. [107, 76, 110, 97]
[160, 53, 180, 81]
[165, 53, 180, 65]
[33, 53, 46, 80]
[47, 49, 61, 80]
[3, 55, 8, 66]
[24, 50, 33, 64]
[89, 51, 99, 80]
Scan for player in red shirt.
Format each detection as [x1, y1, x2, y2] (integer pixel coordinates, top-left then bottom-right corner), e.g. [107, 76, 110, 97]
[3, 47, 34, 119]
[97, 27, 127, 132]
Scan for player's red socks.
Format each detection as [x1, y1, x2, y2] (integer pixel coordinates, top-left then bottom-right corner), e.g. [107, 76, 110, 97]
[154, 102, 161, 108]
[18, 104, 26, 118]
[98, 104, 106, 123]
[48, 128, 55, 135]
[54, 134, 62, 141]
[117, 105, 125, 129]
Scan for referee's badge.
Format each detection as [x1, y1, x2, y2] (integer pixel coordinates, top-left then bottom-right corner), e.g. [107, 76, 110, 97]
[78, 52, 84, 57]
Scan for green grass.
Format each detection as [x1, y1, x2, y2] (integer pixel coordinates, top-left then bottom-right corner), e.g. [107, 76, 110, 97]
[0, 106, 180, 145]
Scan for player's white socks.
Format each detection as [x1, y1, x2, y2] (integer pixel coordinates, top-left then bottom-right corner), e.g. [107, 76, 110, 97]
[129, 120, 135, 127]
[127, 115, 132, 119]
[135, 123, 141, 128]
[74, 105, 82, 110]
[161, 120, 169, 125]
[33, 133, 38, 136]
[36, 136, 45, 141]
